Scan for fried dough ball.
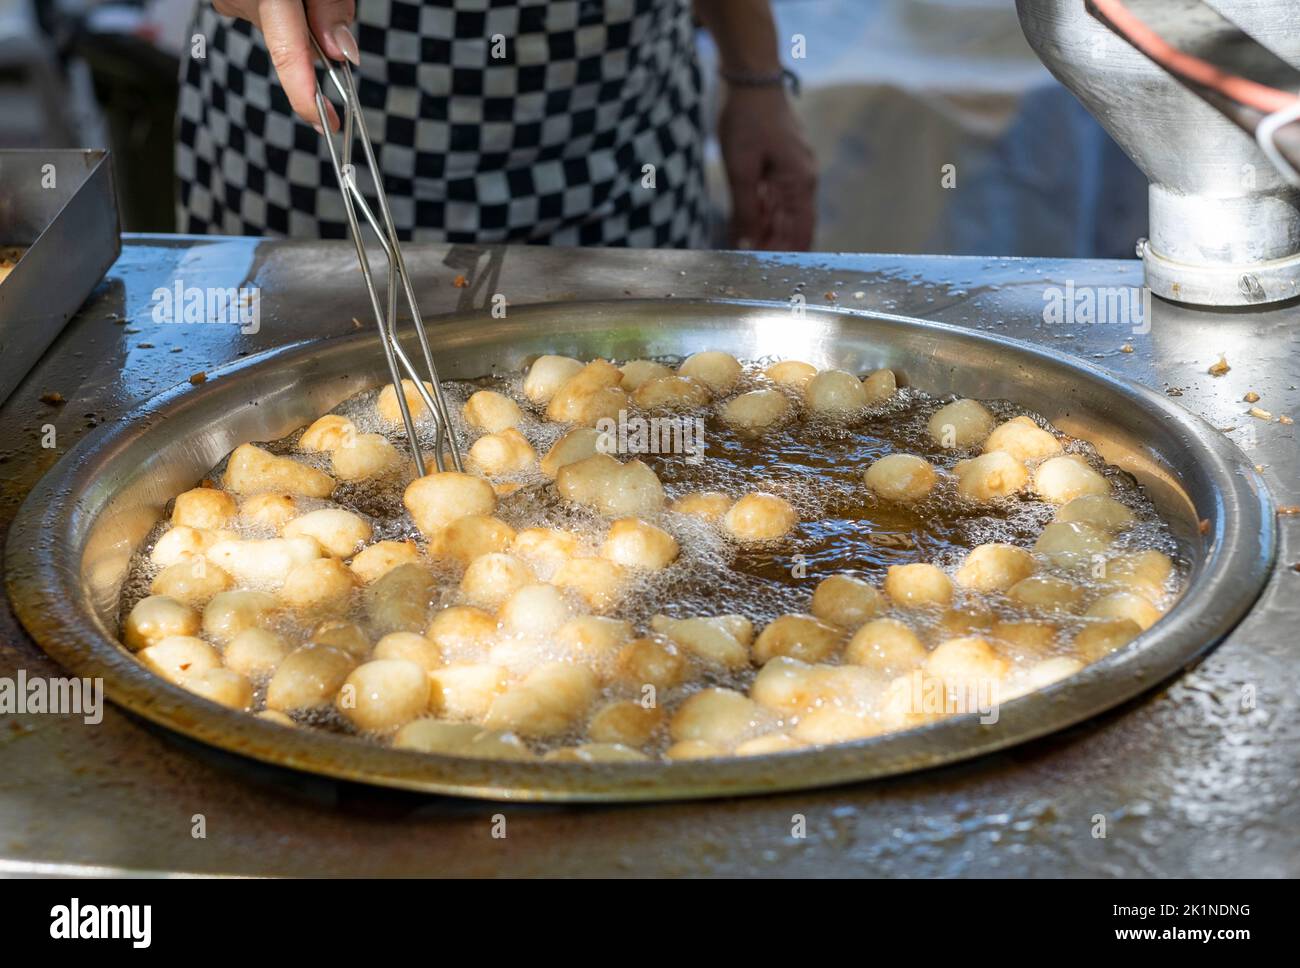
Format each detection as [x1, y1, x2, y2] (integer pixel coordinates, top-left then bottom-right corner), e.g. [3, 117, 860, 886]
[548, 616, 630, 665]
[239, 493, 300, 530]
[1085, 590, 1162, 631]
[862, 368, 898, 403]
[546, 359, 624, 423]
[632, 375, 710, 410]
[337, 659, 430, 733]
[844, 618, 927, 675]
[373, 632, 442, 672]
[556, 455, 665, 517]
[425, 605, 498, 661]
[540, 426, 603, 478]
[651, 614, 753, 669]
[365, 562, 434, 634]
[753, 613, 843, 665]
[403, 471, 497, 537]
[266, 643, 356, 712]
[926, 636, 1010, 691]
[665, 740, 724, 760]
[600, 518, 679, 570]
[588, 700, 664, 748]
[864, 453, 938, 502]
[138, 635, 222, 685]
[224, 444, 334, 498]
[1013, 656, 1084, 697]
[171, 487, 237, 530]
[299, 414, 356, 452]
[749, 657, 823, 715]
[309, 619, 371, 659]
[678, 351, 742, 395]
[497, 582, 573, 638]
[884, 563, 953, 608]
[927, 398, 995, 450]
[669, 688, 768, 747]
[954, 543, 1037, 593]
[183, 668, 254, 710]
[1033, 521, 1111, 568]
[545, 743, 649, 763]
[393, 719, 534, 759]
[953, 451, 1029, 501]
[982, 415, 1061, 462]
[937, 605, 996, 638]
[431, 515, 516, 565]
[223, 628, 292, 678]
[1033, 455, 1109, 504]
[256, 710, 296, 727]
[150, 525, 229, 567]
[989, 619, 1059, 656]
[810, 574, 884, 628]
[349, 539, 420, 584]
[511, 527, 584, 563]
[764, 360, 817, 389]
[377, 379, 435, 423]
[464, 389, 524, 434]
[805, 369, 868, 413]
[483, 662, 600, 738]
[1006, 575, 1086, 613]
[150, 558, 233, 607]
[283, 507, 372, 558]
[720, 389, 791, 431]
[207, 535, 321, 585]
[1102, 550, 1174, 602]
[468, 427, 536, 476]
[524, 355, 584, 405]
[331, 432, 401, 481]
[619, 359, 674, 391]
[1073, 618, 1142, 661]
[280, 557, 357, 613]
[793, 707, 883, 745]
[551, 557, 626, 610]
[670, 491, 734, 521]
[612, 636, 689, 691]
[723, 492, 797, 541]
[736, 733, 804, 756]
[1055, 494, 1136, 532]
[428, 664, 510, 720]
[459, 553, 534, 609]
[201, 590, 277, 642]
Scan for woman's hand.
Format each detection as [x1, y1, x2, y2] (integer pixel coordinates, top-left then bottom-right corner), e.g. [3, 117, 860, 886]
[211, 0, 359, 130]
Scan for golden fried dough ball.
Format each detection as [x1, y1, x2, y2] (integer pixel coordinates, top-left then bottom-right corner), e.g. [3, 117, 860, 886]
[468, 427, 536, 476]
[377, 379, 434, 423]
[844, 618, 927, 675]
[735, 733, 804, 756]
[373, 632, 442, 672]
[764, 360, 817, 389]
[426, 605, 498, 661]
[150, 525, 229, 567]
[619, 359, 674, 391]
[862, 368, 898, 403]
[299, 414, 356, 452]
[459, 552, 534, 609]
[1055, 494, 1136, 532]
[171, 487, 237, 530]
[1033, 521, 1111, 568]
[224, 444, 334, 498]
[524, 355, 584, 405]
[1085, 590, 1162, 631]
[403, 471, 497, 537]
[431, 515, 516, 565]
[723, 492, 797, 540]
[239, 493, 300, 530]
[546, 359, 624, 423]
[669, 688, 768, 747]
[483, 662, 600, 738]
[1102, 550, 1174, 602]
[884, 563, 953, 608]
[753, 613, 843, 665]
[393, 719, 534, 759]
[954, 543, 1036, 593]
[864, 453, 938, 502]
[925, 636, 1010, 690]
[983, 415, 1061, 462]
[556, 455, 665, 517]
[349, 539, 420, 584]
[511, 527, 585, 563]
[1073, 618, 1142, 661]
[497, 582, 573, 638]
[364, 562, 435, 634]
[954, 451, 1029, 502]
[201, 590, 277, 643]
[183, 668, 254, 710]
[464, 389, 524, 434]
[551, 557, 626, 610]
[138, 635, 221, 685]
[612, 636, 689, 691]
[677, 351, 742, 395]
[805, 369, 868, 413]
[266, 643, 356, 712]
[337, 659, 430, 733]
[223, 628, 293, 678]
[927, 398, 995, 450]
[1006, 575, 1086, 613]
[665, 740, 724, 760]
[553, 615, 634, 666]
[588, 699, 664, 748]
[793, 707, 883, 745]
[600, 518, 679, 570]
[989, 620, 1059, 656]
[539, 426, 603, 478]
[810, 574, 885, 628]
[632, 375, 710, 410]
[331, 432, 401, 481]
[150, 558, 233, 607]
[123, 595, 201, 651]
[720, 389, 791, 431]
[207, 535, 322, 585]
[651, 614, 753, 669]
[670, 491, 734, 521]
[280, 557, 357, 613]
[427, 663, 510, 720]
[283, 507, 372, 558]
[1033, 455, 1109, 504]
[309, 619, 371, 658]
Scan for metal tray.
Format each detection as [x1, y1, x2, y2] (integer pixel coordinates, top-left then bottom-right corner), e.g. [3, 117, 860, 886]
[3, 299, 1276, 802]
[0, 149, 120, 405]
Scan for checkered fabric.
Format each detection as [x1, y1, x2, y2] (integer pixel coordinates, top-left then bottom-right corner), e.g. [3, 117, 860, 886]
[176, 0, 708, 246]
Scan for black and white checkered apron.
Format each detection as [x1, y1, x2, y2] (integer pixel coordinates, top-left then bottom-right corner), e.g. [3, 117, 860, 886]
[176, 0, 708, 246]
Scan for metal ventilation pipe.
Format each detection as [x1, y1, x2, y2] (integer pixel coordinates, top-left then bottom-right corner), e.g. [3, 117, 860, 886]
[1016, 0, 1300, 306]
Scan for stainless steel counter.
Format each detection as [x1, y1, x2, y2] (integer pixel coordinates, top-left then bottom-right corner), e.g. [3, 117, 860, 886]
[0, 235, 1296, 877]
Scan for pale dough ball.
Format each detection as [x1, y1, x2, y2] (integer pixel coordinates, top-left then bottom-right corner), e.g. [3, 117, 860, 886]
[670, 491, 734, 521]
[432, 515, 516, 565]
[810, 574, 884, 628]
[124, 595, 201, 650]
[1055, 494, 1136, 532]
[805, 369, 868, 413]
[926, 636, 1010, 689]
[1085, 590, 1162, 630]
[223, 628, 292, 678]
[224, 443, 334, 498]
[150, 558, 233, 607]
[764, 360, 816, 389]
[464, 389, 524, 434]
[1033, 455, 1109, 504]
[299, 414, 356, 452]
[665, 740, 724, 760]
[545, 359, 624, 423]
[669, 688, 767, 747]
[878, 673, 938, 731]
[468, 427, 536, 476]
[544, 743, 649, 763]
[864, 453, 937, 502]
[632, 375, 710, 410]
[954, 543, 1037, 593]
[483, 662, 600, 738]
[753, 613, 843, 665]
[600, 518, 679, 570]
[989, 620, 1059, 656]
[1102, 550, 1174, 602]
[337, 658, 430, 732]
[257, 709, 296, 727]
[556, 455, 665, 517]
[982, 415, 1061, 461]
[618, 359, 674, 391]
[612, 636, 689, 691]
[720, 389, 791, 431]
[459, 552, 534, 609]
[793, 707, 882, 745]
[240, 493, 300, 530]
[428, 664, 511, 720]
[554, 616, 634, 666]
[150, 525, 228, 568]
[331, 432, 401, 481]
[349, 539, 420, 584]
[651, 614, 753, 670]
[540, 426, 602, 478]
[171, 487, 237, 530]
[1007, 575, 1086, 613]
[283, 507, 372, 558]
[266, 643, 356, 712]
[1073, 618, 1142, 661]
[677, 351, 742, 395]
[927, 398, 995, 449]
[884, 563, 953, 608]
[364, 562, 434, 634]
[938, 605, 996, 639]
[1033, 521, 1111, 567]
[403, 471, 497, 537]
[723, 492, 797, 541]
[393, 719, 534, 759]
[844, 618, 927, 675]
[138, 635, 221, 685]
[207, 535, 322, 586]
[309, 619, 372, 658]
[183, 668, 254, 710]
[954, 451, 1029, 502]
[426, 605, 498, 661]
[749, 657, 830, 716]
[862, 368, 897, 404]
[510, 527, 584, 563]
[551, 557, 626, 610]
[524, 355, 584, 405]
[201, 590, 277, 642]
[587, 699, 664, 748]
[735, 733, 803, 756]
[497, 582, 573, 638]
[377, 379, 434, 423]
[1013, 656, 1084, 698]
[373, 632, 442, 672]
[280, 557, 357, 612]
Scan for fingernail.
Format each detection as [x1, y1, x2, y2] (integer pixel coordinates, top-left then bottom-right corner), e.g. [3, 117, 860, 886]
[313, 122, 326, 136]
[333, 24, 360, 66]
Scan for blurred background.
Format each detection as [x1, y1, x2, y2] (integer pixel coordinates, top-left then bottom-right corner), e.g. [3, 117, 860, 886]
[1, 0, 1147, 255]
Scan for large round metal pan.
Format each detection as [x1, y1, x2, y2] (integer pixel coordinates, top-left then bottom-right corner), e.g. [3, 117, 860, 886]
[4, 300, 1276, 801]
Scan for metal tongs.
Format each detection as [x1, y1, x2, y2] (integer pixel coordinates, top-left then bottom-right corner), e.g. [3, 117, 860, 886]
[308, 34, 462, 474]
